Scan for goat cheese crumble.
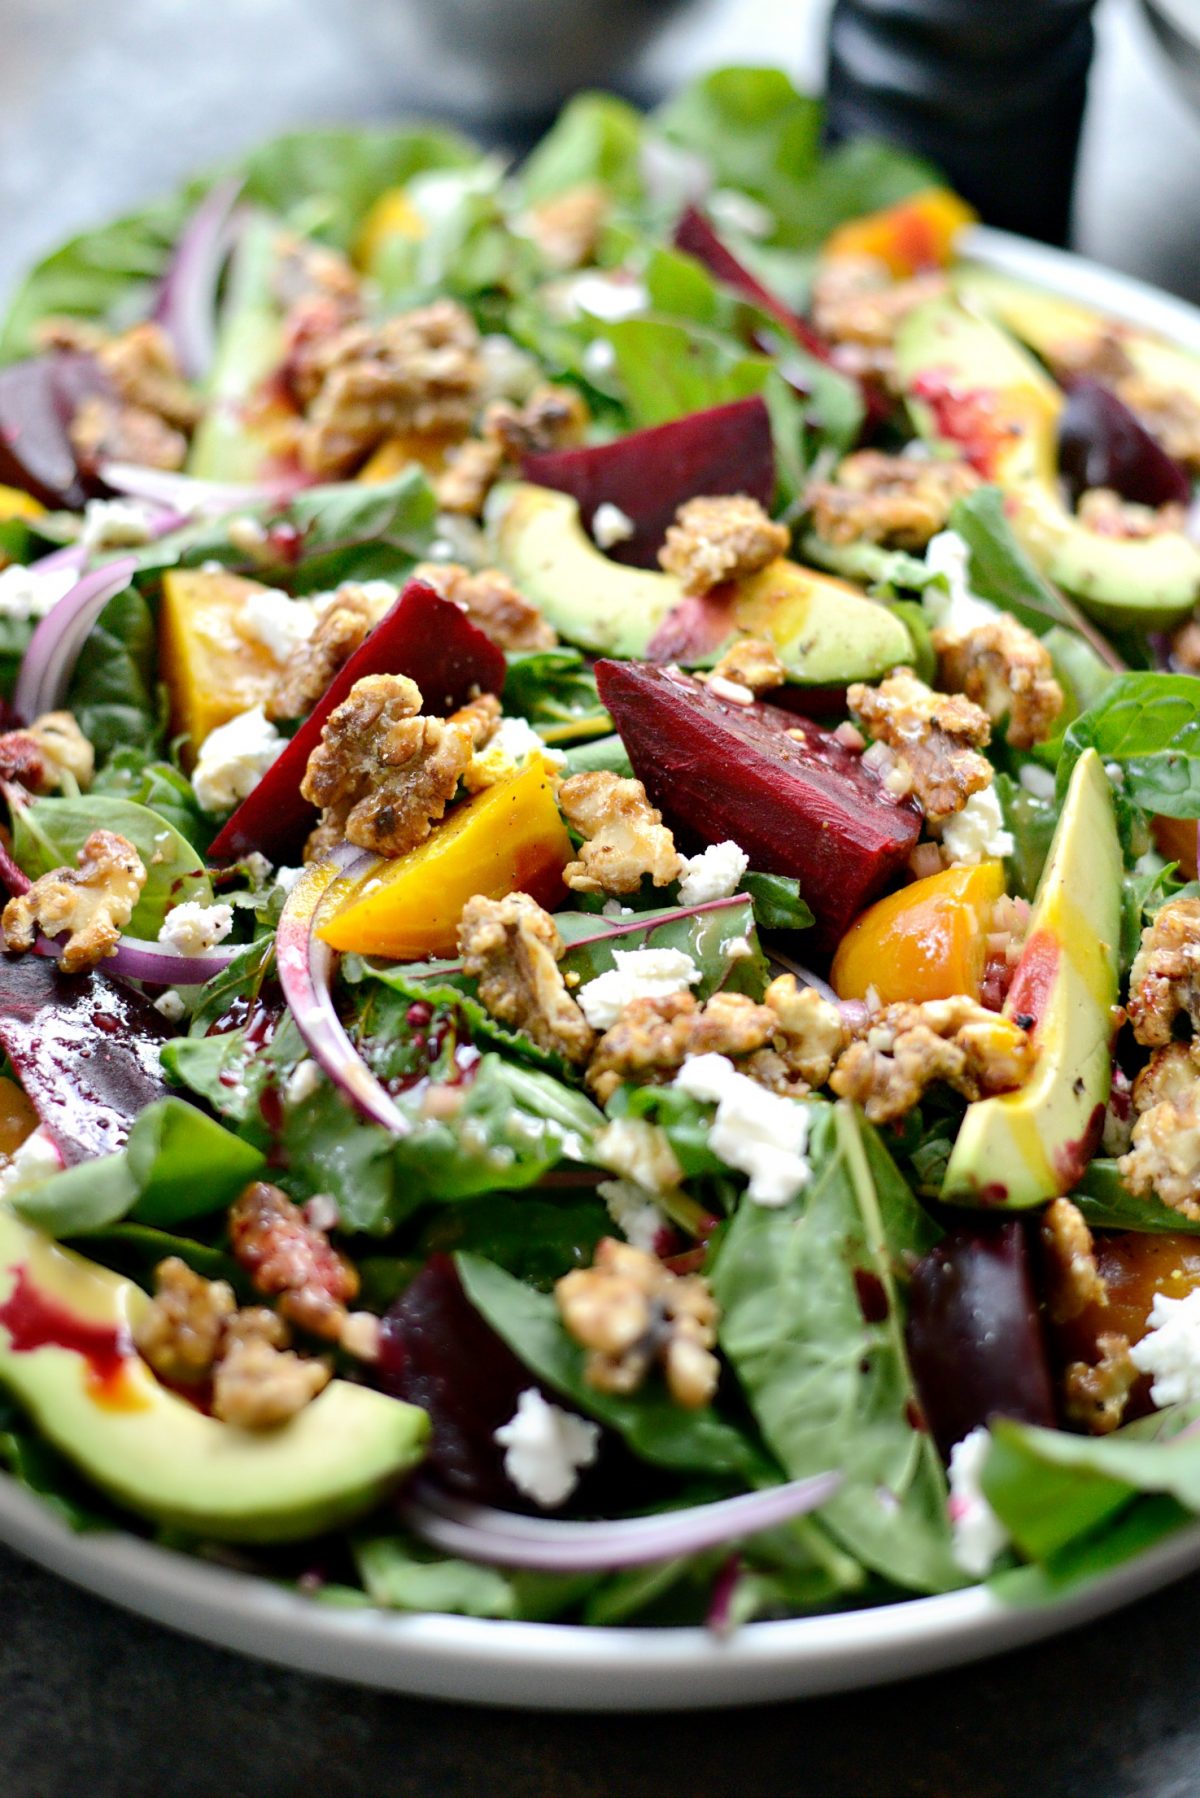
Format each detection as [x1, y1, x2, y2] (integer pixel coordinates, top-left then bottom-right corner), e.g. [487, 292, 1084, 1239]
[0, 1127, 62, 1198]
[493, 1388, 600, 1508]
[158, 900, 234, 955]
[947, 1427, 1010, 1577]
[239, 587, 319, 663]
[564, 273, 649, 322]
[191, 706, 285, 814]
[1017, 763, 1056, 801]
[677, 839, 749, 906]
[577, 947, 702, 1030]
[598, 1177, 667, 1253]
[674, 1053, 811, 1207]
[592, 502, 635, 549]
[922, 530, 999, 636]
[0, 563, 78, 622]
[1130, 1288, 1200, 1407]
[152, 989, 187, 1023]
[469, 715, 564, 788]
[284, 1058, 323, 1106]
[79, 497, 157, 551]
[939, 784, 1014, 866]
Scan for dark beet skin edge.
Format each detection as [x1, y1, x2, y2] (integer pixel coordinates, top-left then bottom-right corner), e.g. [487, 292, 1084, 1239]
[208, 579, 506, 863]
[0, 955, 172, 1164]
[0, 352, 114, 510]
[905, 1218, 1057, 1461]
[1058, 376, 1191, 509]
[595, 660, 920, 943]
[521, 396, 775, 568]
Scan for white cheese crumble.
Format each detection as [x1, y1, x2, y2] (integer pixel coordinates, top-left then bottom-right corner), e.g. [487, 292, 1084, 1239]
[284, 1058, 322, 1107]
[1017, 763, 1056, 802]
[493, 1388, 600, 1508]
[79, 497, 157, 551]
[0, 562, 78, 622]
[582, 338, 617, 380]
[469, 715, 565, 789]
[922, 530, 999, 636]
[1129, 1288, 1200, 1407]
[939, 784, 1014, 866]
[565, 273, 649, 322]
[947, 1427, 1011, 1577]
[0, 1127, 62, 1198]
[707, 188, 775, 240]
[192, 706, 285, 814]
[152, 989, 187, 1022]
[592, 502, 636, 550]
[577, 947, 702, 1031]
[240, 587, 318, 663]
[598, 1177, 667, 1253]
[274, 865, 305, 896]
[674, 1052, 810, 1207]
[708, 675, 755, 706]
[158, 900, 234, 955]
[677, 839, 748, 906]
[593, 1116, 682, 1193]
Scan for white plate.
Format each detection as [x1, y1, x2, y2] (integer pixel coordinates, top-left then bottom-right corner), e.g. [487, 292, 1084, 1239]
[4, 229, 1200, 1709]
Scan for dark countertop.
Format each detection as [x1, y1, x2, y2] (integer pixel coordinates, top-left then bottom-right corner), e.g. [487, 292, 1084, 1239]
[4, 1, 1200, 1791]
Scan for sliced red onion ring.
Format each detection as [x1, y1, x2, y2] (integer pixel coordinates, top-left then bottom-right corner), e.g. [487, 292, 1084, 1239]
[99, 460, 305, 516]
[402, 1471, 842, 1571]
[32, 933, 237, 987]
[153, 177, 243, 381]
[763, 945, 839, 1005]
[13, 556, 139, 723]
[276, 846, 411, 1134]
[29, 542, 88, 577]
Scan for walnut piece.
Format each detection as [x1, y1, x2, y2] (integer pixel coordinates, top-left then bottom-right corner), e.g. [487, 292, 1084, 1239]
[658, 495, 789, 595]
[212, 1330, 331, 1430]
[229, 1181, 359, 1342]
[750, 975, 850, 1093]
[806, 449, 980, 551]
[1041, 1198, 1107, 1326]
[558, 771, 682, 895]
[483, 382, 589, 459]
[1127, 898, 1200, 1047]
[829, 996, 1034, 1124]
[267, 584, 384, 722]
[1, 829, 146, 973]
[0, 710, 94, 795]
[556, 1237, 720, 1409]
[1063, 1334, 1138, 1436]
[586, 990, 777, 1103]
[707, 637, 787, 696]
[434, 438, 505, 516]
[1119, 1076, 1200, 1221]
[62, 320, 202, 475]
[70, 394, 189, 473]
[300, 672, 476, 858]
[459, 892, 596, 1065]
[848, 667, 992, 822]
[811, 258, 947, 381]
[933, 613, 1063, 749]
[525, 183, 609, 271]
[97, 322, 201, 432]
[412, 561, 557, 652]
[133, 1257, 236, 1385]
[1076, 487, 1185, 541]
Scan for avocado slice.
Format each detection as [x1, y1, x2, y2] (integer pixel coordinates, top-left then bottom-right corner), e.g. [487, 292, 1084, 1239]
[895, 297, 1200, 629]
[942, 748, 1120, 1208]
[0, 1206, 428, 1541]
[490, 482, 913, 679]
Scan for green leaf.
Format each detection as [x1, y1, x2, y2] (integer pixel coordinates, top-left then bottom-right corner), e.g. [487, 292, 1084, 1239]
[502, 648, 608, 740]
[354, 1533, 594, 1621]
[556, 896, 768, 1002]
[91, 752, 213, 855]
[66, 583, 162, 766]
[562, 733, 633, 780]
[1071, 1158, 1200, 1236]
[457, 1252, 768, 1483]
[414, 1193, 609, 1290]
[741, 873, 813, 933]
[711, 1104, 961, 1592]
[1058, 674, 1200, 819]
[994, 772, 1058, 903]
[12, 793, 211, 937]
[518, 93, 645, 206]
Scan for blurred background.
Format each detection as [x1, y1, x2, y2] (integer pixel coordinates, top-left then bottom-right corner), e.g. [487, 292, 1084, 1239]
[3, 0, 1200, 304]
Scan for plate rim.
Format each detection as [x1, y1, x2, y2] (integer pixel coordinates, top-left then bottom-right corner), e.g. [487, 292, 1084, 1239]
[5, 225, 1200, 1708]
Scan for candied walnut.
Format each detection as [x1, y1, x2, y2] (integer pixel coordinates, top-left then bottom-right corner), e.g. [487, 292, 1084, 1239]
[811, 258, 947, 380]
[267, 585, 382, 722]
[933, 613, 1063, 749]
[558, 771, 682, 895]
[707, 637, 786, 696]
[274, 233, 363, 316]
[751, 974, 849, 1092]
[525, 182, 609, 271]
[483, 383, 589, 459]
[448, 691, 502, 749]
[0, 710, 94, 795]
[296, 300, 484, 478]
[586, 990, 777, 1103]
[806, 449, 980, 551]
[848, 667, 992, 822]
[829, 995, 1033, 1124]
[1041, 1198, 1107, 1326]
[556, 1237, 720, 1409]
[658, 495, 789, 596]
[1132, 1041, 1200, 1113]
[1127, 898, 1200, 1047]
[458, 892, 596, 1065]
[412, 560, 557, 653]
[300, 672, 475, 858]
[96, 322, 201, 433]
[212, 1330, 331, 1430]
[303, 814, 345, 865]
[1063, 1334, 1138, 1436]
[70, 394, 188, 474]
[229, 1181, 359, 1342]
[1119, 1083, 1200, 1221]
[1076, 487, 1185, 541]
[133, 1257, 236, 1385]
[434, 437, 504, 517]
[1, 829, 145, 973]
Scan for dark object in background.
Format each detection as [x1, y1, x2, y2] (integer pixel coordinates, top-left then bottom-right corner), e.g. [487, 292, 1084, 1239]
[825, 0, 1101, 246]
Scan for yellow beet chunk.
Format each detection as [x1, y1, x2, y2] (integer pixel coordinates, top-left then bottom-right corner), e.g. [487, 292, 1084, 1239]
[0, 484, 47, 522]
[823, 188, 976, 277]
[0, 1076, 37, 1158]
[358, 428, 460, 485]
[831, 860, 1006, 1006]
[319, 758, 572, 960]
[159, 568, 282, 763]
[355, 187, 428, 273]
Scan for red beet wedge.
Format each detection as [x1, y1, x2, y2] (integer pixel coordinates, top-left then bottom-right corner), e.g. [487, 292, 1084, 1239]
[595, 661, 920, 942]
[674, 207, 829, 358]
[208, 579, 506, 863]
[522, 396, 775, 568]
[0, 353, 114, 510]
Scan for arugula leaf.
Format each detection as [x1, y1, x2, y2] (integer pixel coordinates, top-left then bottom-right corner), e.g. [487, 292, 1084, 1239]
[502, 649, 609, 741]
[1058, 674, 1200, 819]
[742, 872, 813, 933]
[1071, 1158, 1200, 1236]
[66, 583, 162, 765]
[712, 1103, 961, 1592]
[12, 793, 211, 937]
[458, 1252, 769, 1483]
[518, 93, 645, 206]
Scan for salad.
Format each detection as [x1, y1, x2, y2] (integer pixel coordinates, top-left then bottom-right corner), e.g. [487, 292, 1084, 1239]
[0, 66, 1199, 1636]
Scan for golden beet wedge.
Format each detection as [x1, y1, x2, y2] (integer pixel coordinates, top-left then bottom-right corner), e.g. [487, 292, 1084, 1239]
[158, 568, 282, 762]
[821, 187, 976, 277]
[318, 757, 571, 960]
[831, 859, 1006, 1006]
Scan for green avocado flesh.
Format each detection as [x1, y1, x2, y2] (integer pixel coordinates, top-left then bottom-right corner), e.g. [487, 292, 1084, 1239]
[895, 296, 1200, 629]
[0, 1207, 428, 1542]
[942, 748, 1121, 1208]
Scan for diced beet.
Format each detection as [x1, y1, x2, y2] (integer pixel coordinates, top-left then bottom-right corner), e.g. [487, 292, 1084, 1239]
[0, 956, 171, 1165]
[594, 660, 920, 942]
[208, 579, 506, 862]
[521, 397, 775, 568]
[1059, 376, 1191, 510]
[905, 1219, 1057, 1461]
[0, 353, 113, 510]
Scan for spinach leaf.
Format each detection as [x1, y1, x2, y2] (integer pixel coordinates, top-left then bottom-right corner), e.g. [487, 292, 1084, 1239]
[186, 935, 276, 1036]
[238, 126, 476, 251]
[68, 1221, 244, 1291]
[558, 896, 767, 1000]
[1071, 1158, 1200, 1236]
[12, 793, 211, 937]
[711, 1103, 961, 1592]
[502, 649, 609, 742]
[518, 93, 645, 206]
[66, 583, 162, 765]
[458, 1252, 769, 1483]
[1058, 674, 1200, 819]
[91, 751, 213, 855]
[354, 1533, 595, 1621]
[562, 733, 633, 779]
[414, 1193, 609, 1290]
[742, 872, 814, 933]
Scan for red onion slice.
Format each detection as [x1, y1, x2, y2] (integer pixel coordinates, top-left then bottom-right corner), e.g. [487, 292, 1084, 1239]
[152, 177, 243, 381]
[32, 933, 237, 987]
[402, 1471, 842, 1571]
[763, 946, 839, 1006]
[276, 846, 411, 1134]
[13, 556, 139, 723]
[99, 461, 305, 517]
